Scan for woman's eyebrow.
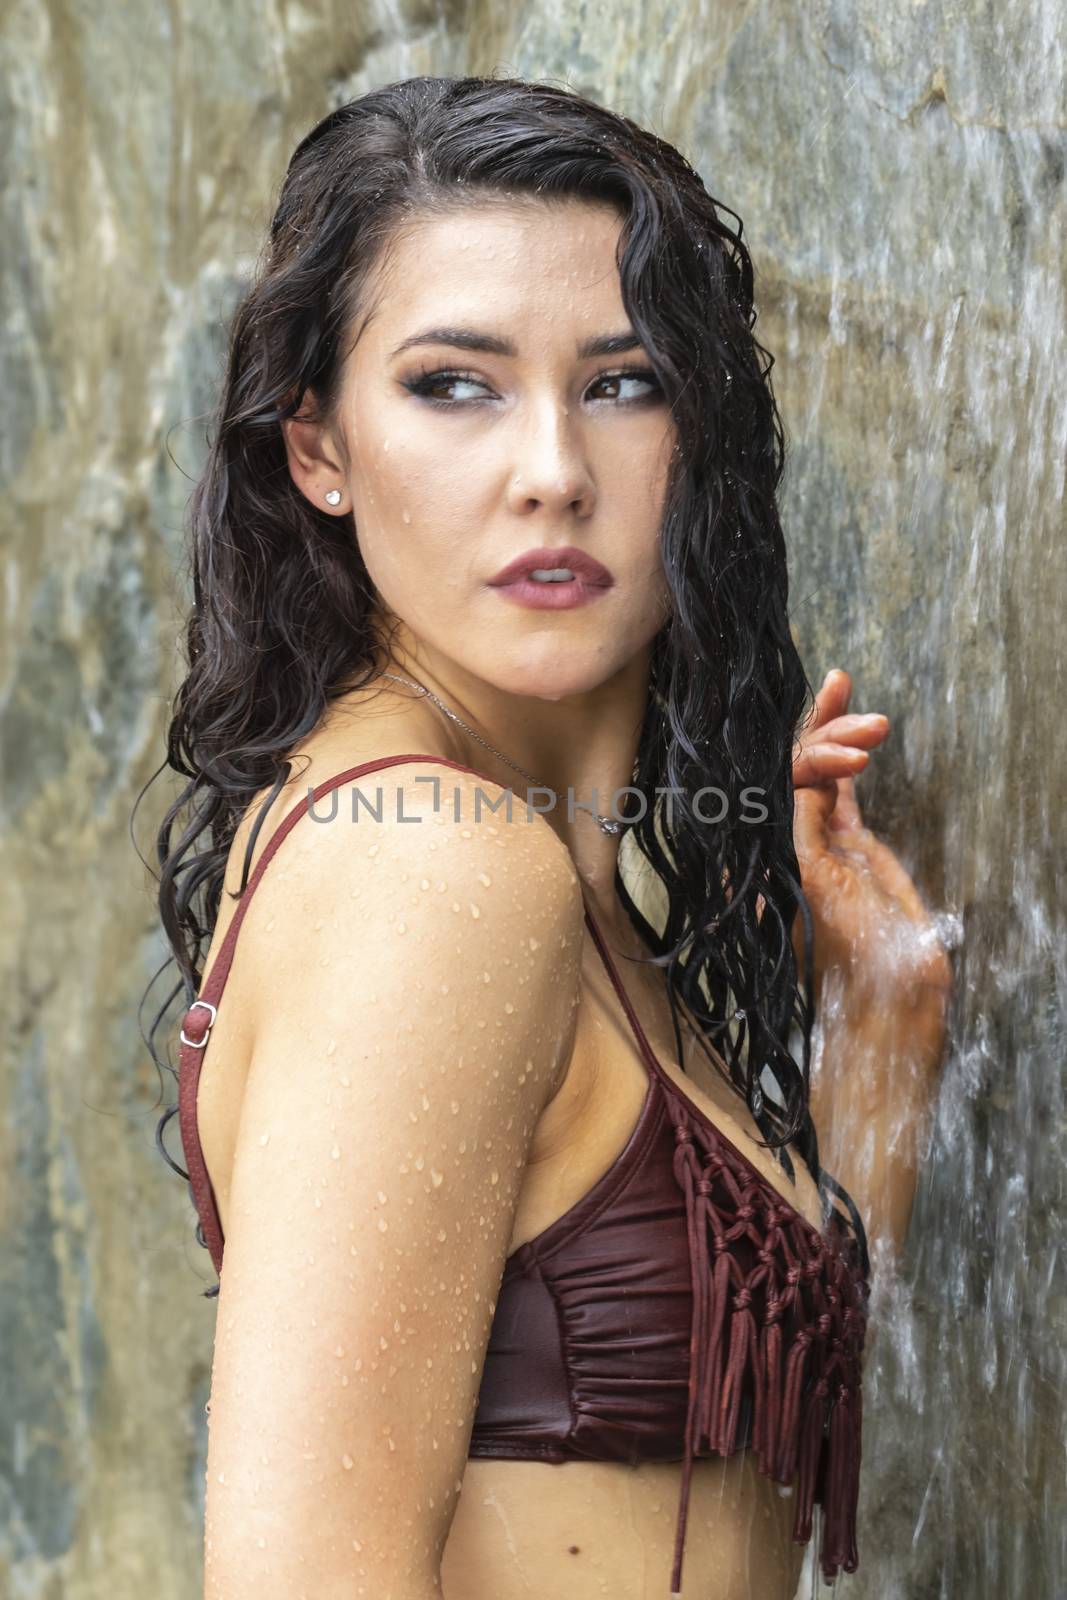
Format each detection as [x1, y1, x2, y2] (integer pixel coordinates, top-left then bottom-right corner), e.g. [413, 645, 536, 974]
[389, 326, 642, 360]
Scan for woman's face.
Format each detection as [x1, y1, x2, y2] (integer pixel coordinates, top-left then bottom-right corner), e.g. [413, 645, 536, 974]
[296, 199, 676, 703]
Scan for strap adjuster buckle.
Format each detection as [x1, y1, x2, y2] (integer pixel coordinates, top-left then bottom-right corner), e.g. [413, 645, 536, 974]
[180, 999, 218, 1048]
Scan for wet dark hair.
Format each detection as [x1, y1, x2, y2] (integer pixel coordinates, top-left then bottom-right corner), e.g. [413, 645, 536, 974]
[136, 73, 868, 1293]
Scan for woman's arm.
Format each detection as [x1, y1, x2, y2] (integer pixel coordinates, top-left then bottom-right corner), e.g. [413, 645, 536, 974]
[807, 962, 952, 1264]
[199, 767, 585, 1599]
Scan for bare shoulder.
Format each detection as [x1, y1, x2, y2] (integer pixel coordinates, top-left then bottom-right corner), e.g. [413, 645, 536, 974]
[236, 754, 586, 1084]
[201, 759, 585, 1596]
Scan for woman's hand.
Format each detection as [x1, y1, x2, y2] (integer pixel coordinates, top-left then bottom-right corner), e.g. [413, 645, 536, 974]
[790, 668, 954, 1008]
[789, 669, 956, 1265]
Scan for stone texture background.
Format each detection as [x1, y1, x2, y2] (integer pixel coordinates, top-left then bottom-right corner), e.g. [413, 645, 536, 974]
[2, 1, 1063, 1595]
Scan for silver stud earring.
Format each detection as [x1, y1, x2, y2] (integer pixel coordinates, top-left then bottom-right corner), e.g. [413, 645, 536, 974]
[324, 488, 342, 506]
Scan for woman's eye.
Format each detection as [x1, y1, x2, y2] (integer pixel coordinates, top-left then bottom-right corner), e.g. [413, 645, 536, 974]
[402, 369, 491, 406]
[588, 368, 662, 405]
[400, 366, 663, 409]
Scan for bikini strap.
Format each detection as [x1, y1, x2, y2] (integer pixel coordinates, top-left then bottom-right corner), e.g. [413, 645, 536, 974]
[580, 896, 675, 1093]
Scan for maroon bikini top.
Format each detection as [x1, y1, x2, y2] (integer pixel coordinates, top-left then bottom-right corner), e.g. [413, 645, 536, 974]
[177, 754, 871, 1597]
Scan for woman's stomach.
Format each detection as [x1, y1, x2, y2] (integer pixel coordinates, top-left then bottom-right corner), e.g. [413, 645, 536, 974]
[442, 1453, 806, 1600]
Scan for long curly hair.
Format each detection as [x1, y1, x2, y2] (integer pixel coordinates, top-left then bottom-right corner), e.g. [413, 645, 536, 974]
[136, 73, 866, 1289]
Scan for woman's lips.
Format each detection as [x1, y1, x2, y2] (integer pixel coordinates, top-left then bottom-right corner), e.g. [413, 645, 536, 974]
[489, 575, 613, 610]
[487, 545, 614, 587]
[486, 545, 615, 608]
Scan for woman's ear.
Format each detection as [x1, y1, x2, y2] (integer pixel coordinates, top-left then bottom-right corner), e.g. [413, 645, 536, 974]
[280, 395, 349, 512]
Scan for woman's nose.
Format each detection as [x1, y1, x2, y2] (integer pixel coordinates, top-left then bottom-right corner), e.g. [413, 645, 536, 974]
[502, 402, 595, 515]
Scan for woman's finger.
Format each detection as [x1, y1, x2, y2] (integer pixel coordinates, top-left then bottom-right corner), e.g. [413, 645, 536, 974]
[792, 780, 838, 863]
[809, 711, 890, 749]
[827, 774, 864, 831]
[793, 741, 871, 787]
[801, 667, 852, 735]
[822, 667, 852, 721]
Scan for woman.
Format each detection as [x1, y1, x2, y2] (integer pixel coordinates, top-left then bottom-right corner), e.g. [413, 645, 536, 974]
[147, 76, 953, 1600]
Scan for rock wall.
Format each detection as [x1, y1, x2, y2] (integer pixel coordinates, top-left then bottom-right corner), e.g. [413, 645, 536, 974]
[2, 1, 1063, 1594]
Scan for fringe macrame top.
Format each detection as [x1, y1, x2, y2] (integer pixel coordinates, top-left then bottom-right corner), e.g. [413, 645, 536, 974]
[177, 753, 872, 1598]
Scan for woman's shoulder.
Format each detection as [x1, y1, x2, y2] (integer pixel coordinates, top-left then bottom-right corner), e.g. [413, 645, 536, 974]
[227, 702, 573, 896]
[224, 713, 585, 984]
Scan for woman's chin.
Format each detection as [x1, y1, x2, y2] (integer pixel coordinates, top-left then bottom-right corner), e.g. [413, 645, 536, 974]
[480, 664, 616, 704]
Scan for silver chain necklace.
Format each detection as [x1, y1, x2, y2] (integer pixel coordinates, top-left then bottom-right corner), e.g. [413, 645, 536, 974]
[380, 672, 635, 837]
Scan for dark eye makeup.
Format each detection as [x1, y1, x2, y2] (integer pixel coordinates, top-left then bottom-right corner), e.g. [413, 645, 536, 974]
[399, 365, 664, 410]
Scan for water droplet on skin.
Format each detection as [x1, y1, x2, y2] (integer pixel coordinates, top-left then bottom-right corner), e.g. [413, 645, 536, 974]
[470, 902, 481, 918]
[430, 1167, 444, 1186]
[378, 1217, 388, 1231]
[331, 1144, 341, 1159]
[504, 1002, 515, 1014]
[420, 878, 430, 890]
[367, 843, 379, 857]
[398, 920, 407, 934]
[529, 936, 540, 950]
[259, 1132, 269, 1147]
[342, 1453, 354, 1470]
[451, 901, 461, 912]
[450, 1101, 460, 1114]
[490, 1170, 499, 1185]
